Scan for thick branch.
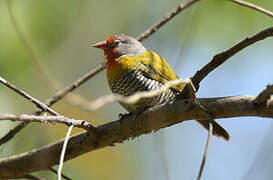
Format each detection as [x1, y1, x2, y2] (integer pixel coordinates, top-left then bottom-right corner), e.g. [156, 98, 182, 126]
[0, 95, 272, 179]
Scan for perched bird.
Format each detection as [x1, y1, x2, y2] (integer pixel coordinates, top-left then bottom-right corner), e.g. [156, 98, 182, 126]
[92, 35, 230, 141]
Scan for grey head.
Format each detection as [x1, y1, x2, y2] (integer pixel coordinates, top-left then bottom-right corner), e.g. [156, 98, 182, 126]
[111, 35, 147, 57]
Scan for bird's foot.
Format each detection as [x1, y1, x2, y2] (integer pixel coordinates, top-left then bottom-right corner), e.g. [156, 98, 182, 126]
[177, 78, 196, 102]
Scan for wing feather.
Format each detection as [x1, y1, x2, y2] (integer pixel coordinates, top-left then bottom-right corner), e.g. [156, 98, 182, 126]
[137, 51, 184, 92]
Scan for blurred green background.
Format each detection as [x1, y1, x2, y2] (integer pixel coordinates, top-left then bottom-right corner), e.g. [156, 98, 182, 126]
[0, 0, 272, 179]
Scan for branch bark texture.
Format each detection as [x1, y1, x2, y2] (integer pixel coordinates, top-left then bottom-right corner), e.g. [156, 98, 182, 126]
[0, 95, 272, 179]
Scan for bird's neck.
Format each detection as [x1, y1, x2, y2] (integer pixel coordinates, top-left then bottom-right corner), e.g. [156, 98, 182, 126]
[104, 49, 121, 69]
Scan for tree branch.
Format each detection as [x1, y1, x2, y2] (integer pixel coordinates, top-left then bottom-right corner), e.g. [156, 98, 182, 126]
[6, 0, 59, 88]
[254, 84, 273, 105]
[7, 0, 107, 114]
[0, 95, 272, 179]
[0, 76, 58, 116]
[0, 63, 105, 146]
[0, 114, 95, 132]
[230, 0, 273, 18]
[49, 167, 72, 180]
[191, 26, 273, 90]
[137, 0, 200, 41]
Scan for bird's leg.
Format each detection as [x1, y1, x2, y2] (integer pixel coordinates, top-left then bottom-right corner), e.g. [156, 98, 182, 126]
[178, 79, 213, 120]
[177, 78, 196, 103]
[176, 78, 215, 125]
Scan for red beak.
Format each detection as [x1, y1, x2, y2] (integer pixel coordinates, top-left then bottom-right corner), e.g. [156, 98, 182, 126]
[91, 41, 107, 49]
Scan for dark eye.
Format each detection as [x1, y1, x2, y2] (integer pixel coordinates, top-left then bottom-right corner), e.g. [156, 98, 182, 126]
[114, 40, 121, 45]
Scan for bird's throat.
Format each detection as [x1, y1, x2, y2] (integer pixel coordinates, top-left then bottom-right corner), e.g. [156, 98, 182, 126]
[104, 48, 120, 68]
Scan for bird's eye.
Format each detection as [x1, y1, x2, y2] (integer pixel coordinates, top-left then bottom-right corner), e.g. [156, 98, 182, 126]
[114, 40, 121, 45]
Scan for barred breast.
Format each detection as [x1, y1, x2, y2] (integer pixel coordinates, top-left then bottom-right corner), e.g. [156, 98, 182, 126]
[108, 70, 176, 113]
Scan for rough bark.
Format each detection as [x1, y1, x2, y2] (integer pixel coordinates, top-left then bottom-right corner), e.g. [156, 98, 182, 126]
[0, 95, 272, 179]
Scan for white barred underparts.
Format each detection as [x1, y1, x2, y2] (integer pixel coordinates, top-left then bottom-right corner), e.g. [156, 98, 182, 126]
[109, 70, 176, 112]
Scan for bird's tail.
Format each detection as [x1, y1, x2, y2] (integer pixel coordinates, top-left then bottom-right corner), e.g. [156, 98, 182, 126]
[196, 120, 230, 141]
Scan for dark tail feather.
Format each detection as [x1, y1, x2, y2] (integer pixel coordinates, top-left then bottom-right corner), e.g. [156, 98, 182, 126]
[196, 120, 230, 141]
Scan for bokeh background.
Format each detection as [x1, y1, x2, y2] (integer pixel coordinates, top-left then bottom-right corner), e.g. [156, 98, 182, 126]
[0, 0, 273, 179]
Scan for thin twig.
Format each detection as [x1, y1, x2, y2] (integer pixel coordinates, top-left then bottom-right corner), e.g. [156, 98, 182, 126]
[197, 122, 213, 180]
[6, 0, 39, 71]
[173, 6, 200, 69]
[65, 93, 102, 113]
[7, 0, 103, 114]
[0, 76, 58, 116]
[137, 0, 198, 41]
[191, 26, 273, 91]
[230, 0, 273, 18]
[0, 114, 95, 132]
[6, 0, 59, 88]
[58, 125, 73, 180]
[137, 0, 200, 41]
[41, 62, 106, 109]
[0, 63, 104, 146]
[254, 84, 273, 105]
[49, 167, 72, 180]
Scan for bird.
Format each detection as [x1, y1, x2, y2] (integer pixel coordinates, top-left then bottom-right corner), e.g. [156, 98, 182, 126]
[92, 34, 230, 141]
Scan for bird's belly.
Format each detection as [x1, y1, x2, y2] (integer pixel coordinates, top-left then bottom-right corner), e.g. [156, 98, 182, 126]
[108, 71, 176, 112]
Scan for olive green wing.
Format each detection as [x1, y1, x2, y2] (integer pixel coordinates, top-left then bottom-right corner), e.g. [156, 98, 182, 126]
[138, 51, 185, 92]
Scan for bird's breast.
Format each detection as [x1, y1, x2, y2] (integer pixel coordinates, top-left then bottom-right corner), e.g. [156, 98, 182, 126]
[108, 70, 176, 112]
[106, 55, 140, 83]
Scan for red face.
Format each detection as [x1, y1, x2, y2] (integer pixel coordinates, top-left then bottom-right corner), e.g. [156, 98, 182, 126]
[92, 36, 118, 50]
[92, 36, 120, 62]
